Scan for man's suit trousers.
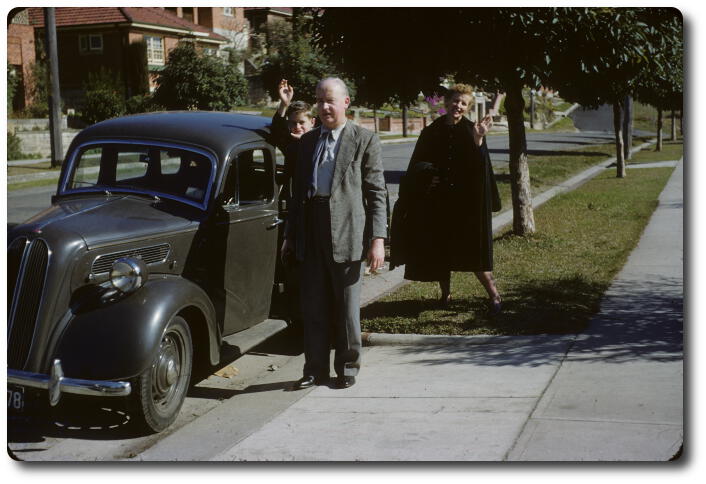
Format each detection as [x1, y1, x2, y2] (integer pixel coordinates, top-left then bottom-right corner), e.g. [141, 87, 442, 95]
[300, 197, 363, 378]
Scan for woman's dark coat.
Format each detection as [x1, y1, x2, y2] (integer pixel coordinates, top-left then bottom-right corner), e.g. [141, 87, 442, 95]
[390, 116, 501, 281]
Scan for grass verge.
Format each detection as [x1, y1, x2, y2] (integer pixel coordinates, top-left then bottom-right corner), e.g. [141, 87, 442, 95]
[363, 165, 675, 335]
[628, 140, 683, 164]
[7, 178, 59, 191]
[493, 136, 651, 210]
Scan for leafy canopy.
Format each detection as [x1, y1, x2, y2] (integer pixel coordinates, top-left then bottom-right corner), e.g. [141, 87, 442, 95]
[153, 41, 248, 111]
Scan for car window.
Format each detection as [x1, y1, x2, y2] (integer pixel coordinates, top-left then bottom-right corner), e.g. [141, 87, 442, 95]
[116, 149, 150, 181]
[238, 149, 273, 205]
[65, 142, 214, 207]
[222, 148, 273, 206]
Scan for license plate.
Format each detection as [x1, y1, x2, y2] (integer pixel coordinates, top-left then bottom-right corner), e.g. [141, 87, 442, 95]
[7, 385, 25, 412]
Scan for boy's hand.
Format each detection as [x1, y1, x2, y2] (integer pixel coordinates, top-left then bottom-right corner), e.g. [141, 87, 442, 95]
[278, 79, 294, 106]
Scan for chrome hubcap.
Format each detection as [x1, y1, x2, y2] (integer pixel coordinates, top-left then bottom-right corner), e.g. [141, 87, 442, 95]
[151, 333, 182, 406]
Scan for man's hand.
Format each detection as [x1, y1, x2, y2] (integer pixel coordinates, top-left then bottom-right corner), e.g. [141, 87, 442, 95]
[473, 114, 493, 146]
[366, 238, 385, 273]
[278, 79, 294, 106]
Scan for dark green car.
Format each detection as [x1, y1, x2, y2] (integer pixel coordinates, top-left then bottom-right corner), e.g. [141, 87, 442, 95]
[7, 112, 293, 432]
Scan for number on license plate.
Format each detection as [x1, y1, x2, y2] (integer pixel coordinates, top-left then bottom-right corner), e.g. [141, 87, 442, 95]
[8, 386, 25, 412]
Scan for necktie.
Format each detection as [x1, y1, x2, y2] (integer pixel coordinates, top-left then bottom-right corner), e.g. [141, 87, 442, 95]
[309, 130, 333, 198]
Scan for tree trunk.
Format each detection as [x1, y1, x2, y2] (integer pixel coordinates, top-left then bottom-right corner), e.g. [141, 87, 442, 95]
[656, 108, 663, 151]
[613, 103, 626, 178]
[402, 105, 408, 138]
[504, 84, 535, 235]
[44, 7, 63, 168]
[622, 95, 633, 160]
[670, 110, 677, 140]
[373, 108, 378, 133]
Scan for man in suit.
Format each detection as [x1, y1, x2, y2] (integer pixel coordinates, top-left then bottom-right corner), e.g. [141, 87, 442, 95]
[282, 77, 387, 389]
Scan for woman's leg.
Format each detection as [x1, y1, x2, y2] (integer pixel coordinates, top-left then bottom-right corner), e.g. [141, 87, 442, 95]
[439, 272, 451, 305]
[474, 271, 501, 303]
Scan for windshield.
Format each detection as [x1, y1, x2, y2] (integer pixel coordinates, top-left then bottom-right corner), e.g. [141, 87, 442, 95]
[61, 141, 215, 208]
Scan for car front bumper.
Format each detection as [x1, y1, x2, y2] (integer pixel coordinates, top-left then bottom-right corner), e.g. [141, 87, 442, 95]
[7, 359, 131, 406]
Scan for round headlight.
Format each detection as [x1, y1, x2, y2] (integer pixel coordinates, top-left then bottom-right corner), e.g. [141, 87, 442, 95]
[109, 257, 148, 293]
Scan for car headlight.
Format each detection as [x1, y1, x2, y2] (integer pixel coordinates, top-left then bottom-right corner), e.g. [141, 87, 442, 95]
[109, 257, 148, 293]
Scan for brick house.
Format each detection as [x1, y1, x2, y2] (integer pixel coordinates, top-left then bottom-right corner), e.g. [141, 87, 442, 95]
[22, 7, 230, 109]
[7, 8, 37, 111]
[163, 7, 249, 55]
[243, 6, 293, 58]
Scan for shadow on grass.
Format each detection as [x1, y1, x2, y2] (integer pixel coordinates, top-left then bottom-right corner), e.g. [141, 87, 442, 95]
[362, 275, 604, 336]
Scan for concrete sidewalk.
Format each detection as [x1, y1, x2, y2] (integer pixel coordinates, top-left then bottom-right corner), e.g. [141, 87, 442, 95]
[208, 161, 682, 461]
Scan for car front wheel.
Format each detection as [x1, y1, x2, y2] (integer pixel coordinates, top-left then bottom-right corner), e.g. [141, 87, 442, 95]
[132, 315, 193, 433]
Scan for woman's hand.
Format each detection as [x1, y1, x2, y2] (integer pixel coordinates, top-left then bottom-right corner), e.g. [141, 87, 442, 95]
[473, 114, 493, 146]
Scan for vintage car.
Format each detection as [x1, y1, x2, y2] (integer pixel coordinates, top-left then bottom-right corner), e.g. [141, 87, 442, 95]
[7, 112, 299, 432]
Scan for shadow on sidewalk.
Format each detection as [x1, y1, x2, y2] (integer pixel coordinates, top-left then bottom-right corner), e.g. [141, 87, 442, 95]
[363, 273, 682, 368]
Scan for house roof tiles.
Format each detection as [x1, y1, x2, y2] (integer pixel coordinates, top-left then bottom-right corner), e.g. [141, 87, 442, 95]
[27, 7, 227, 42]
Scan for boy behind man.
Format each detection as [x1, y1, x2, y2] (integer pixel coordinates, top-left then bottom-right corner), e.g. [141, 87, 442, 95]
[271, 79, 316, 180]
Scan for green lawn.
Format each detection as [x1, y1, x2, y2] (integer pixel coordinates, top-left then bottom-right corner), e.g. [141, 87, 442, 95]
[628, 140, 683, 164]
[494, 141, 611, 210]
[363, 165, 675, 335]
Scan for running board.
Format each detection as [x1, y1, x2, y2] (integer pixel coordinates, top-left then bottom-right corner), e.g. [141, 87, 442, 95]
[220, 318, 288, 358]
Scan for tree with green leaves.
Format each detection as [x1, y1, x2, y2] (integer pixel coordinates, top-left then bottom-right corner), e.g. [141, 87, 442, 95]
[7, 63, 20, 114]
[259, 15, 341, 105]
[153, 41, 248, 111]
[632, 9, 683, 151]
[81, 67, 125, 125]
[311, 7, 682, 233]
[544, 8, 682, 176]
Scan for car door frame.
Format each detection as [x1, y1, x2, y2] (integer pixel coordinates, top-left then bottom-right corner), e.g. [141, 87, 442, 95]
[215, 142, 280, 335]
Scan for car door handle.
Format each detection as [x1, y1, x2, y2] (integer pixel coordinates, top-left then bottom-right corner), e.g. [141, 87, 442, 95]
[267, 218, 285, 230]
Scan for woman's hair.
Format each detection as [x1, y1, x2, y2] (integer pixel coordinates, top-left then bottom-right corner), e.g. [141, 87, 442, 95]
[444, 83, 474, 101]
[286, 100, 314, 119]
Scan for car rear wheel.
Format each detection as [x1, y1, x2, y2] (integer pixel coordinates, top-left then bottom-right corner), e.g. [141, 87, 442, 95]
[132, 315, 192, 433]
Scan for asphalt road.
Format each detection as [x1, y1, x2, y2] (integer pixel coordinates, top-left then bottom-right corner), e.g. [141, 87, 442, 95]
[6, 130, 618, 225]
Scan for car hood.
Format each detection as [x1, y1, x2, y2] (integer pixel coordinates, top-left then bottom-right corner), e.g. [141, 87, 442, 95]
[19, 195, 199, 249]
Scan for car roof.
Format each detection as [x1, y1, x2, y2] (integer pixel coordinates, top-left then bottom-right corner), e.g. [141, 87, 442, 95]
[71, 111, 274, 160]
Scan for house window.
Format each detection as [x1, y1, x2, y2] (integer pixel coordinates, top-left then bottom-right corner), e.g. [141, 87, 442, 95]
[224, 7, 233, 16]
[79, 34, 103, 53]
[145, 36, 165, 65]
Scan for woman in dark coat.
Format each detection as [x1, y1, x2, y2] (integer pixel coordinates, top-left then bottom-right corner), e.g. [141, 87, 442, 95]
[393, 83, 502, 313]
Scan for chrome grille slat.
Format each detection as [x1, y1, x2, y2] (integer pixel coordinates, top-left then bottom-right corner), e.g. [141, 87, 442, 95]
[7, 237, 28, 320]
[91, 244, 171, 274]
[8, 239, 48, 369]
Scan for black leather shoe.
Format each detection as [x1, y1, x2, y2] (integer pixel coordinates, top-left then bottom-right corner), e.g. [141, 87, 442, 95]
[293, 375, 316, 389]
[293, 375, 327, 390]
[336, 375, 356, 389]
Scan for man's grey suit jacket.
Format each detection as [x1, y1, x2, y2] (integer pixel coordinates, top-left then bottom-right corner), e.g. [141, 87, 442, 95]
[286, 122, 387, 263]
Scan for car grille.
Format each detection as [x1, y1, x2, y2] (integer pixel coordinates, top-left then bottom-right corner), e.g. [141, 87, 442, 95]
[91, 244, 171, 275]
[7, 238, 49, 370]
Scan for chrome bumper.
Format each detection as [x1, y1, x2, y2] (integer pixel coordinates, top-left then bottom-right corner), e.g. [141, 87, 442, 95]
[7, 359, 131, 406]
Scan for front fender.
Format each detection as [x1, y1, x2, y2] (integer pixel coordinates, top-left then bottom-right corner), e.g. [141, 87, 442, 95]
[54, 277, 219, 381]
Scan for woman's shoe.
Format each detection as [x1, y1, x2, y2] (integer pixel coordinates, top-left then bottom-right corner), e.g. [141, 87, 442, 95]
[488, 297, 502, 316]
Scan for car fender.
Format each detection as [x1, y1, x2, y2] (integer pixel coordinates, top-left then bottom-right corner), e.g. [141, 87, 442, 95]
[54, 277, 220, 381]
